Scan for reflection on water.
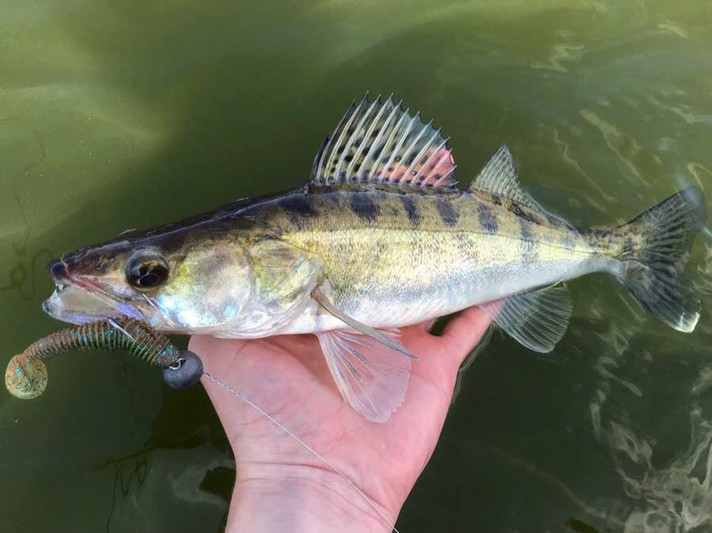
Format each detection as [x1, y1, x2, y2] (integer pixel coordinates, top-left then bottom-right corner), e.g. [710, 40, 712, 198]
[592, 312, 712, 532]
[100, 445, 233, 533]
[612, 411, 712, 532]
[2, 0, 712, 531]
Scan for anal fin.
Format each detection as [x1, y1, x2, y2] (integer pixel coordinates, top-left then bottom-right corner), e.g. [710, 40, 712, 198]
[480, 285, 572, 353]
[317, 329, 411, 423]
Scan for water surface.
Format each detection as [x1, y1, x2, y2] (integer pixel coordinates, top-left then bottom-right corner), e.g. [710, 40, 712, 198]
[2, 1, 712, 531]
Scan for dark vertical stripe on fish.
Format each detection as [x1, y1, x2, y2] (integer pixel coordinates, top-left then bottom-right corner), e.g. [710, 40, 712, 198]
[455, 232, 477, 262]
[435, 197, 459, 227]
[279, 194, 318, 226]
[400, 195, 421, 227]
[478, 203, 498, 233]
[622, 236, 635, 258]
[519, 218, 538, 264]
[350, 193, 380, 222]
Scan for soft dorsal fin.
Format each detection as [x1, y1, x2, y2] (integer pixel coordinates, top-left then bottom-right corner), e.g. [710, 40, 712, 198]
[311, 94, 457, 189]
[469, 145, 545, 211]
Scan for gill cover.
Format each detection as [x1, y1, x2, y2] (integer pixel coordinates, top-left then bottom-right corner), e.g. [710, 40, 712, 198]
[153, 244, 252, 329]
[234, 239, 322, 336]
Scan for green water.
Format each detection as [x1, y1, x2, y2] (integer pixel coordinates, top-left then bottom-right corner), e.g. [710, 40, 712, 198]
[2, 1, 712, 531]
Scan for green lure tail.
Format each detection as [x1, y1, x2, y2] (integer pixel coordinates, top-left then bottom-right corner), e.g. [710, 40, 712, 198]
[5, 318, 203, 400]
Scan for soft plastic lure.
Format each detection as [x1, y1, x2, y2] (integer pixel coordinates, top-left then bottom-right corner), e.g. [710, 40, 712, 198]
[5, 318, 202, 399]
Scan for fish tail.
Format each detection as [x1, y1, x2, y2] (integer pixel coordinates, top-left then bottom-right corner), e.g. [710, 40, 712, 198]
[610, 186, 706, 332]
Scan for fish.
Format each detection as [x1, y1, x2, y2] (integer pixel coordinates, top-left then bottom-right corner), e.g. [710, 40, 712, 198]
[42, 94, 707, 422]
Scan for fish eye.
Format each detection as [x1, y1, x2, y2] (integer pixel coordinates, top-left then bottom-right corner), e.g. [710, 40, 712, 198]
[126, 253, 169, 290]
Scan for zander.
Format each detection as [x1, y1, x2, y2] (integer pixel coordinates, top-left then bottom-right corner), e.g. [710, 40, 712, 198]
[43, 95, 707, 422]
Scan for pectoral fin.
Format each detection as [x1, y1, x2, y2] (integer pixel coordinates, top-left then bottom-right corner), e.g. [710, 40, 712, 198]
[317, 329, 411, 422]
[312, 287, 418, 359]
[480, 285, 572, 353]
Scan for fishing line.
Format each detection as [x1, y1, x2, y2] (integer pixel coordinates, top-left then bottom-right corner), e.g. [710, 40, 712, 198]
[203, 371, 401, 533]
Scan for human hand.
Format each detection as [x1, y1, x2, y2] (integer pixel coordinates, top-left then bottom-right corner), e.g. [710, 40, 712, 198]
[189, 307, 491, 533]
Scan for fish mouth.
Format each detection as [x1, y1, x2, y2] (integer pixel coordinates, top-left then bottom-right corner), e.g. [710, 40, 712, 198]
[43, 259, 144, 325]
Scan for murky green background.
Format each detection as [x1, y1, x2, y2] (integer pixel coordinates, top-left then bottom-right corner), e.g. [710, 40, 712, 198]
[2, 1, 712, 531]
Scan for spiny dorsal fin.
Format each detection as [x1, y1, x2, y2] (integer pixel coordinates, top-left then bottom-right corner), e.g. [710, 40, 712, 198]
[469, 145, 545, 211]
[311, 94, 457, 189]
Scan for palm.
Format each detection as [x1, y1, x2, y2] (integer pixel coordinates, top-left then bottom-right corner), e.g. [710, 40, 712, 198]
[189, 307, 491, 520]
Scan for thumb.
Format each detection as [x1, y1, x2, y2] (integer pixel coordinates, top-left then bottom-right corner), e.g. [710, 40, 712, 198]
[438, 306, 492, 369]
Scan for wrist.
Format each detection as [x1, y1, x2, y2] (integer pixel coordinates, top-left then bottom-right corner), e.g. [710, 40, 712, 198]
[227, 465, 398, 533]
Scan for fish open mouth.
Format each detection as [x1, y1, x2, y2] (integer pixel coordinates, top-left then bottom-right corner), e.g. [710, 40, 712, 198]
[43, 284, 143, 325]
[43, 260, 143, 325]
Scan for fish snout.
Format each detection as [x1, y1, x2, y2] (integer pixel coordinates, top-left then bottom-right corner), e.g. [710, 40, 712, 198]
[48, 259, 70, 283]
[41, 298, 55, 316]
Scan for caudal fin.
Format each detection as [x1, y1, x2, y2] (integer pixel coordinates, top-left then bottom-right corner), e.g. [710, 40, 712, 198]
[614, 186, 706, 332]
